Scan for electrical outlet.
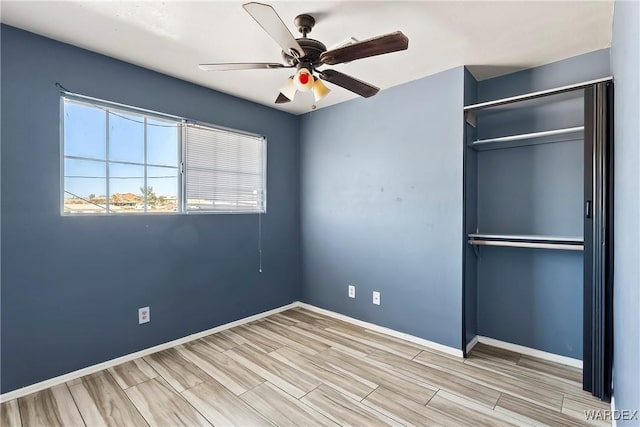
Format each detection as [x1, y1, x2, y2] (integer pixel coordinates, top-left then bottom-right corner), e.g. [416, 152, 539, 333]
[138, 306, 150, 324]
[373, 291, 381, 305]
[348, 285, 356, 298]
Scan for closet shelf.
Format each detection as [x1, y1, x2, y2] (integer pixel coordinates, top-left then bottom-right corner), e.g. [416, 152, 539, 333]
[468, 233, 584, 251]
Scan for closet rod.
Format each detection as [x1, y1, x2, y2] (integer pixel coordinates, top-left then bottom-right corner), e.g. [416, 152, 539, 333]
[473, 126, 584, 145]
[468, 239, 584, 251]
[464, 76, 613, 112]
[468, 233, 583, 242]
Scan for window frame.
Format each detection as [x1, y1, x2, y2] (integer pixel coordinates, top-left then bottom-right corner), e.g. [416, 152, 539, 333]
[60, 93, 266, 216]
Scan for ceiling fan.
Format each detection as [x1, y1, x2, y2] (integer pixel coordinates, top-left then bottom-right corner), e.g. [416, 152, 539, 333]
[199, 2, 409, 104]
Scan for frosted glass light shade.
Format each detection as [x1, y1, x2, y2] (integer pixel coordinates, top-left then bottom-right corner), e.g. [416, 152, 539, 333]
[313, 79, 331, 101]
[294, 68, 314, 92]
[279, 76, 297, 101]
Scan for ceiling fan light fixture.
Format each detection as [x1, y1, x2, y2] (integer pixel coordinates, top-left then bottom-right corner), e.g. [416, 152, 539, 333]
[294, 68, 314, 92]
[279, 76, 297, 101]
[312, 79, 331, 102]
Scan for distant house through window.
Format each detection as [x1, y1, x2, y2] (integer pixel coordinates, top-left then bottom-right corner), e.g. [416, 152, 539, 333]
[61, 96, 266, 215]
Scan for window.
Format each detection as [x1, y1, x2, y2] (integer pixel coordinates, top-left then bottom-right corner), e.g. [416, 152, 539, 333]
[61, 96, 266, 215]
[62, 98, 180, 214]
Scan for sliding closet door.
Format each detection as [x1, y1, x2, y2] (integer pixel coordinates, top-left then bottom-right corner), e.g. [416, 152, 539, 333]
[583, 81, 614, 400]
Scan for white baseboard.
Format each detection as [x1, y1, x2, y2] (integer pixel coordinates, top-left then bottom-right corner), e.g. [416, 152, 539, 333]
[0, 302, 298, 402]
[466, 335, 479, 353]
[474, 335, 583, 369]
[297, 302, 464, 357]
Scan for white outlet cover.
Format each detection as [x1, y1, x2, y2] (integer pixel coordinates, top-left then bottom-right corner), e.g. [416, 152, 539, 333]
[348, 285, 356, 298]
[373, 291, 381, 305]
[138, 307, 150, 324]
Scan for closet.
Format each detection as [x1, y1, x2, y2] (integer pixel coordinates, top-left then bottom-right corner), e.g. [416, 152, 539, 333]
[462, 78, 613, 400]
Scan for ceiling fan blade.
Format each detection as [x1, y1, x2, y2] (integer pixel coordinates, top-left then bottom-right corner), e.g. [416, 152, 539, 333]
[320, 31, 409, 65]
[319, 69, 379, 98]
[275, 93, 292, 104]
[243, 2, 304, 58]
[198, 63, 291, 71]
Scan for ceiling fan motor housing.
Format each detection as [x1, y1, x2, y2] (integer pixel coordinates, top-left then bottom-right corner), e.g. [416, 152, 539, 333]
[282, 37, 327, 70]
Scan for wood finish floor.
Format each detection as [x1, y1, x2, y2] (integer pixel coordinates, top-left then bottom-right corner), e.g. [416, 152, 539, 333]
[1, 308, 610, 426]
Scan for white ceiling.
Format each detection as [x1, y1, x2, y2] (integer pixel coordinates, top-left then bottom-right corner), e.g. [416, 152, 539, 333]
[1, 1, 614, 115]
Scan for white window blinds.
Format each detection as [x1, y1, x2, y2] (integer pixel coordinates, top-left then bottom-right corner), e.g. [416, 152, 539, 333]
[185, 124, 266, 213]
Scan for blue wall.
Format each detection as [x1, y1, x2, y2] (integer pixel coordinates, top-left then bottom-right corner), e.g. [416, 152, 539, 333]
[477, 49, 611, 102]
[469, 49, 610, 359]
[611, 0, 640, 421]
[475, 141, 584, 359]
[299, 67, 465, 349]
[477, 140, 584, 237]
[0, 25, 300, 393]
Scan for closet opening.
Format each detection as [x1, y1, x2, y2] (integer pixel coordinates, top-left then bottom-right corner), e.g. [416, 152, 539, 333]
[462, 78, 614, 401]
